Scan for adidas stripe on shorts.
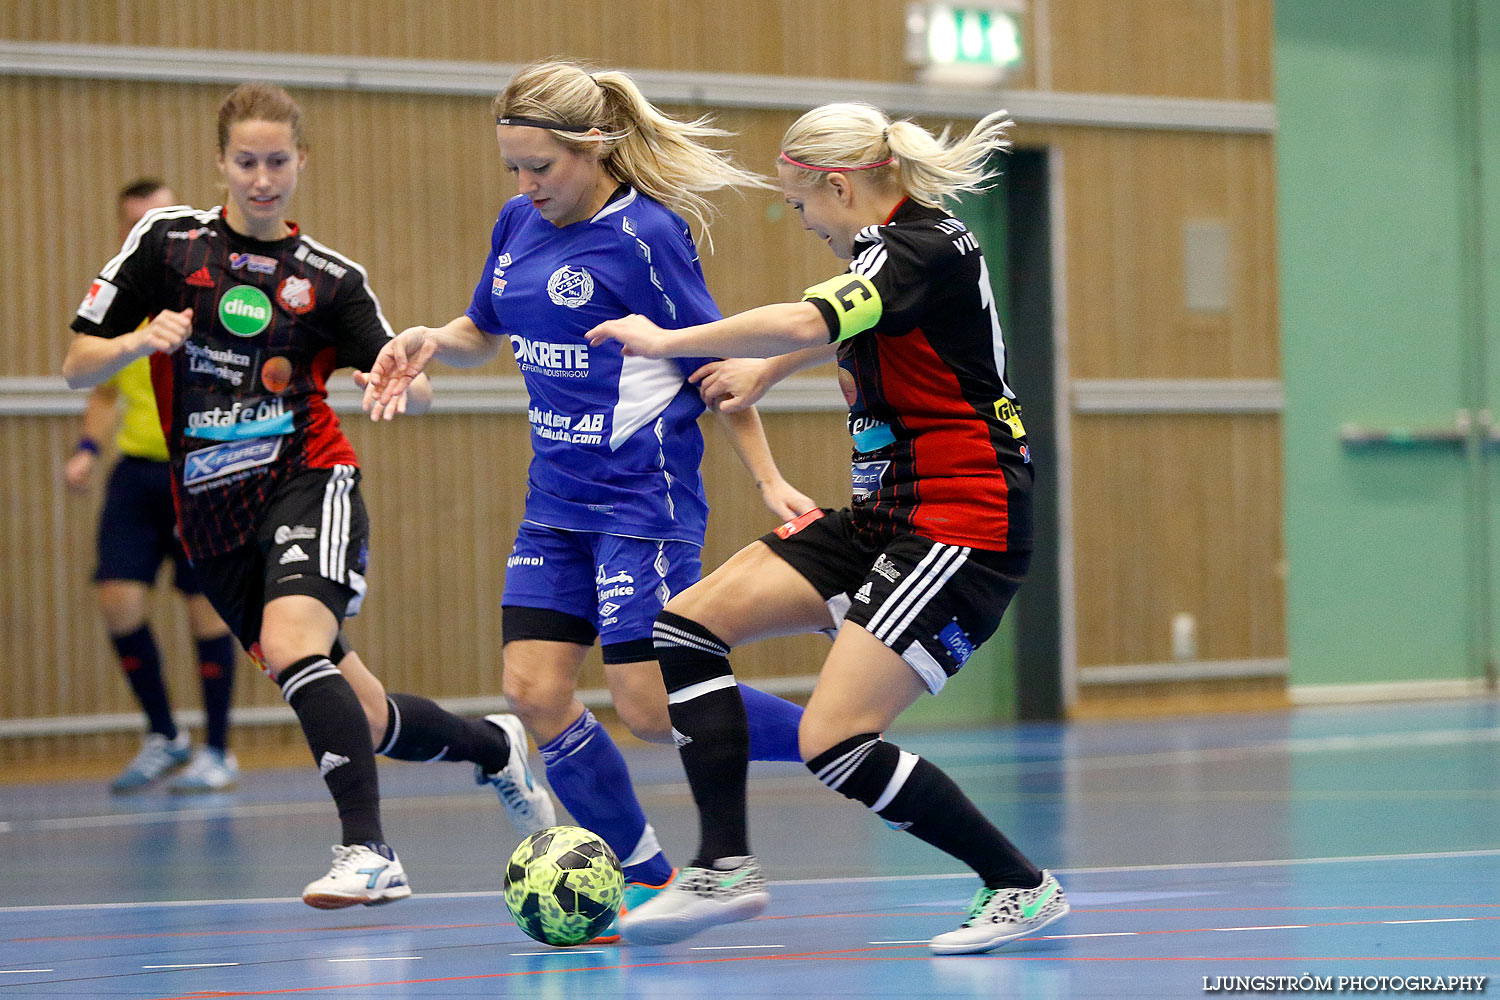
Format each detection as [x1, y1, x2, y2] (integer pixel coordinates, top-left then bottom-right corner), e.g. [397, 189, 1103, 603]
[760, 507, 1029, 694]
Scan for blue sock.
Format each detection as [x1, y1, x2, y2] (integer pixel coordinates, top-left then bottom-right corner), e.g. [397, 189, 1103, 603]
[538, 709, 673, 885]
[739, 684, 803, 762]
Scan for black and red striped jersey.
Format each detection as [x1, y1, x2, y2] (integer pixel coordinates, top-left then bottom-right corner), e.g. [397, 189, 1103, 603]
[70, 205, 393, 560]
[802, 198, 1033, 552]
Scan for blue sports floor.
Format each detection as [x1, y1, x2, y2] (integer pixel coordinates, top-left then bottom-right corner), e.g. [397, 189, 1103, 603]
[1, 698, 1496, 998]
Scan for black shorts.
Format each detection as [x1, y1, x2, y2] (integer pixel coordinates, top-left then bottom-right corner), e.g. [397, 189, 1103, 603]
[761, 508, 1029, 694]
[192, 465, 369, 658]
[94, 456, 200, 594]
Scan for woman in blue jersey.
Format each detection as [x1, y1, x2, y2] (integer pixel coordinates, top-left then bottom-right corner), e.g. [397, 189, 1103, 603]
[586, 102, 1066, 954]
[363, 60, 812, 936]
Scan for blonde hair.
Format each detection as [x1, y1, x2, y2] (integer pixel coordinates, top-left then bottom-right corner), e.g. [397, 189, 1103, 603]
[491, 60, 770, 249]
[779, 103, 1013, 208]
[217, 82, 306, 152]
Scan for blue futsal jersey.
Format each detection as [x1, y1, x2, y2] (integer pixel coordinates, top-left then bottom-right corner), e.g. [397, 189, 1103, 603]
[466, 188, 717, 544]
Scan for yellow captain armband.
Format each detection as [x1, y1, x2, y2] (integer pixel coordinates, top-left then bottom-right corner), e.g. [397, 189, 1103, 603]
[803, 273, 883, 343]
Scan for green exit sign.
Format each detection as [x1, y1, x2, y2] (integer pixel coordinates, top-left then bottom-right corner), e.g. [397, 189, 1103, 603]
[907, 3, 1024, 81]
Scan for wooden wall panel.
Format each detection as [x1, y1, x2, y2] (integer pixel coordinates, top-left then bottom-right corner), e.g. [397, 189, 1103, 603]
[1044, 0, 1272, 100]
[2, 0, 1268, 98]
[1018, 122, 1279, 380]
[1070, 412, 1285, 667]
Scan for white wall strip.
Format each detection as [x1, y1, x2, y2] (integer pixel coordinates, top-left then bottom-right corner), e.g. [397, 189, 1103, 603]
[0, 672, 820, 738]
[1290, 677, 1495, 705]
[1072, 378, 1284, 414]
[0, 41, 1275, 134]
[0, 374, 847, 416]
[1077, 657, 1289, 686]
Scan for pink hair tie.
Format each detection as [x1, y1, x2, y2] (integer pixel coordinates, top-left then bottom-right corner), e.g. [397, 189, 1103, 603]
[779, 151, 895, 172]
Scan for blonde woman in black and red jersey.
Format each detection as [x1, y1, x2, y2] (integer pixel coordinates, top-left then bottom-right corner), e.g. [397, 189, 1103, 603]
[586, 102, 1067, 954]
[63, 82, 554, 909]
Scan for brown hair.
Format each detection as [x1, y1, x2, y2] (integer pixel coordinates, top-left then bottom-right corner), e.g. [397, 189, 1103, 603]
[217, 82, 306, 152]
[117, 177, 168, 205]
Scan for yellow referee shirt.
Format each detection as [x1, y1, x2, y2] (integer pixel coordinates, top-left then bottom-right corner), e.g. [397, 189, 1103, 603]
[107, 357, 169, 462]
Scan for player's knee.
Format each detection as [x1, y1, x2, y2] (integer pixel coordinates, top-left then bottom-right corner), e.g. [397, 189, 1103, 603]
[500, 669, 573, 727]
[614, 693, 672, 744]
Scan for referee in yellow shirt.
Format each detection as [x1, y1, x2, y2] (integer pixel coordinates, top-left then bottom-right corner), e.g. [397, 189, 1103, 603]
[64, 179, 239, 793]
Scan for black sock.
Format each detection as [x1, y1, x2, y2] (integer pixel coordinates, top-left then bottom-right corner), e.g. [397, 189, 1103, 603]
[377, 693, 510, 773]
[196, 635, 236, 752]
[653, 610, 750, 866]
[112, 625, 176, 740]
[807, 733, 1042, 889]
[277, 655, 383, 845]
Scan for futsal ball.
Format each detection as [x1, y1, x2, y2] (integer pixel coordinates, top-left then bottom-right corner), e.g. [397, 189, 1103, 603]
[504, 825, 624, 946]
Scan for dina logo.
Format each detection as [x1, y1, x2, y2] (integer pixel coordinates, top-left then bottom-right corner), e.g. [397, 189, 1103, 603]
[218, 285, 273, 337]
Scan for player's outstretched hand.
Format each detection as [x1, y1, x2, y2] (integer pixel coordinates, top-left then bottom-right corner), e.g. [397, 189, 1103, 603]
[584, 314, 670, 358]
[759, 478, 818, 522]
[135, 308, 193, 356]
[690, 358, 775, 413]
[363, 327, 436, 421]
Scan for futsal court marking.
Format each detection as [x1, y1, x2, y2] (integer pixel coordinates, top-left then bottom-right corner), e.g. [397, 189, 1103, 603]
[5, 723, 1496, 835]
[5, 853, 1496, 996]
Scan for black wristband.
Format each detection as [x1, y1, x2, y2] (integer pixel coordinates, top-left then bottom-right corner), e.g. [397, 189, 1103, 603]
[75, 437, 99, 455]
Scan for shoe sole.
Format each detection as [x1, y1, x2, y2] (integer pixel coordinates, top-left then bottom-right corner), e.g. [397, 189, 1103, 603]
[302, 886, 413, 910]
[620, 891, 770, 946]
[928, 901, 1070, 955]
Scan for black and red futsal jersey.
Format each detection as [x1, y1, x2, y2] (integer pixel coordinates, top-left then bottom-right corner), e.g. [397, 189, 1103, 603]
[801, 198, 1032, 553]
[71, 206, 393, 560]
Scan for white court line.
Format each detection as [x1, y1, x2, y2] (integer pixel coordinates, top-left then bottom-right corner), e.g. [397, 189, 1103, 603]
[0, 970, 55, 974]
[1041, 932, 1139, 939]
[143, 963, 239, 968]
[868, 940, 930, 945]
[1213, 925, 1310, 932]
[1382, 918, 1476, 925]
[4, 848, 1500, 914]
[327, 957, 421, 963]
[689, 944, 785, 951]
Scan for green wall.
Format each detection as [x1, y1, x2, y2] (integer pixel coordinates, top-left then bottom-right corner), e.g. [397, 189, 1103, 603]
[1277, 1, 1499, 687]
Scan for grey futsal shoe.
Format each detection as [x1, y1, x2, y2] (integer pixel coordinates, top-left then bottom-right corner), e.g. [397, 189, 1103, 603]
[929, 870, 1069, 955]
[110, 731, 192, 793]
[619, 856, 770, 945]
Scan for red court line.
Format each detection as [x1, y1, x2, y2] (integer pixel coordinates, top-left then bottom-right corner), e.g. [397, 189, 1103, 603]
[13, 922, 500, 943]
[135, 917, 1500, 999]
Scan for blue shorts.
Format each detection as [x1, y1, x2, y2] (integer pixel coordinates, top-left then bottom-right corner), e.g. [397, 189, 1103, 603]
[94, 456, 200, 594]
[502, 522, 701, 650]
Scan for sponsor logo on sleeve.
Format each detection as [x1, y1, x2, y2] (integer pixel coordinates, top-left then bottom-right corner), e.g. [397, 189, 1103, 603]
[994, 397, 1027, 438]
[218, 285, 273, 337]
[76, 279, 118, 323]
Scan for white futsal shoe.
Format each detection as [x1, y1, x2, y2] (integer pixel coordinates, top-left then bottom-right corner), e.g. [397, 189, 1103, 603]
[475, 714, 556, 834]
[301, 842, 412, 909]
[928, 871, 1069, 955]
[619, 856, 770, 945]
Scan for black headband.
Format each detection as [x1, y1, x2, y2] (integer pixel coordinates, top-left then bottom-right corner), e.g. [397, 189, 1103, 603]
[495, 116, 595, 133]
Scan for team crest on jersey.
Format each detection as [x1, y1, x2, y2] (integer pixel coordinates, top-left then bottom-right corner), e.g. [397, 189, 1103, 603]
[546, 265, 595, 309]
[277, 275, 315, 314]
